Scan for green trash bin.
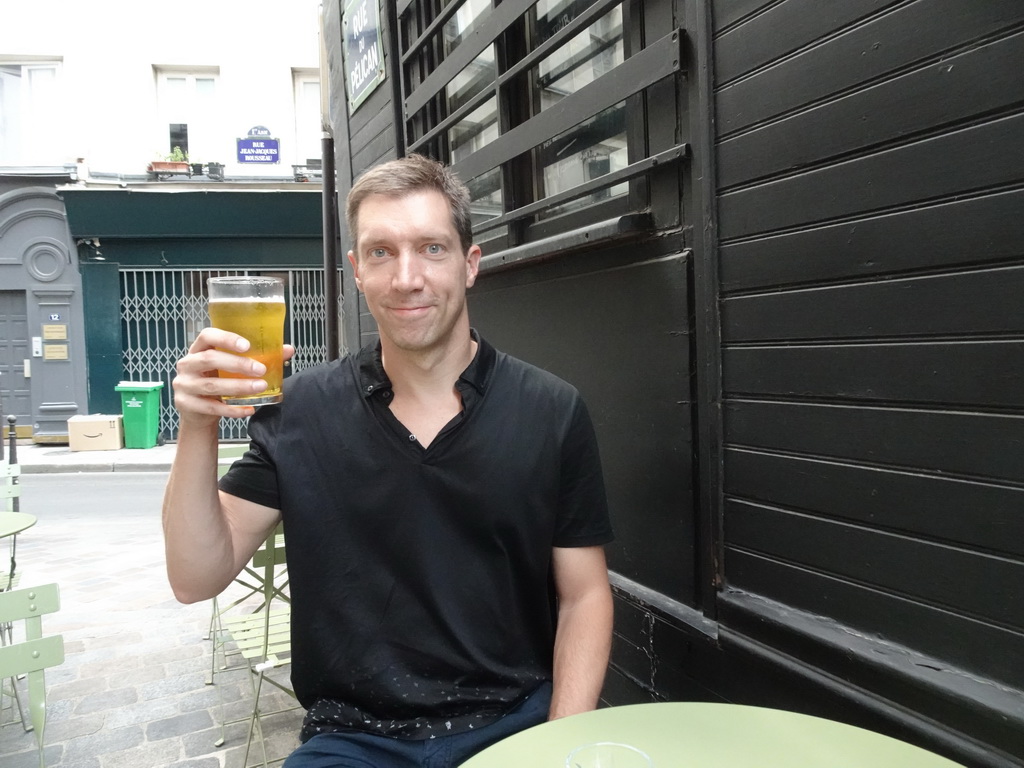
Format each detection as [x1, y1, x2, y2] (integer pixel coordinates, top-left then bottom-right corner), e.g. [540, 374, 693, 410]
[115, 381, 165, 449]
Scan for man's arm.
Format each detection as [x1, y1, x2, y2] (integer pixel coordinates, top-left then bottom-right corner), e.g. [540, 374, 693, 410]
[548, 544, 614, 720]
[162, 327, 285, 604]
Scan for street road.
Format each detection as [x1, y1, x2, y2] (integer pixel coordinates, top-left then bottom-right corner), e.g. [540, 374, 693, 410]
[12, 471, 175, 620]
[18, 471, 169, 524]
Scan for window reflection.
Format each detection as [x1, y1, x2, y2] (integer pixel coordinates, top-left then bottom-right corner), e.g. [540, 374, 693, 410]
[467, 167, 505, 236]
[449, 97, 499, 163]
[536, 2, 623, 106]
[446, 47, 495, 113]
[540, 103, 627, 216]
[443, 0, 492, 55]
[533, 1, 626, 214]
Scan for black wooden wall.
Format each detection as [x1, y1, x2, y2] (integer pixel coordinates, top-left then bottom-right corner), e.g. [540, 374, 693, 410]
[324, 1, 1024, 766]
[712, 1, 1024, 765]
[470, 244, 697, 605]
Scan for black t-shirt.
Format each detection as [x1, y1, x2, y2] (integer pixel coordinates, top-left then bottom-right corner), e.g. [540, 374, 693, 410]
[219, 333, 613, 741]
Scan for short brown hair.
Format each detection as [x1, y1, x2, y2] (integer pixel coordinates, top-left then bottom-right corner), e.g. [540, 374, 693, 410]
[346, 154, 473, 254]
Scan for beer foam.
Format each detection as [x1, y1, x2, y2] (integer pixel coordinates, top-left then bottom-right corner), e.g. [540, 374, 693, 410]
[208, 296, 284, 302]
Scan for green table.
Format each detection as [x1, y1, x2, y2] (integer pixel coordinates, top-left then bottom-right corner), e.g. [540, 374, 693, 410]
[459, 702, 964, 767]
[0, 512, 36, 540]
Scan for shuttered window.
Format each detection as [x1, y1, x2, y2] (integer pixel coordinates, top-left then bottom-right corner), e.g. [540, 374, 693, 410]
[397, 0, 686, 265]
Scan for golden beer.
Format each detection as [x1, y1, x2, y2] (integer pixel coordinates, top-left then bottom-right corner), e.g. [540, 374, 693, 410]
[207, 283, 286, 405]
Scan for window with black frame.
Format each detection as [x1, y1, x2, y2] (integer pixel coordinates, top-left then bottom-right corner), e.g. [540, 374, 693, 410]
[533, 1, 626, 218]
[399, 0, 684, 261]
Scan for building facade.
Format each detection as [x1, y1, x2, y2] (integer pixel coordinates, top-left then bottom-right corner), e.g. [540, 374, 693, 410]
[0, 0, 328, 441]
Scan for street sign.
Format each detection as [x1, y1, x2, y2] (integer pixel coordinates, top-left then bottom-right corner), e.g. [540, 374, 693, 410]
[237, 126, 280, 164]
[343, 0, 385, 112]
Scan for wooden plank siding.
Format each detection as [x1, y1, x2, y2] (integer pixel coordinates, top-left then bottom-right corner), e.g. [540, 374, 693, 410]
[713, 0, 1024, 762]
[470, 250, 697, 604]
[323, 1, 1024, 764]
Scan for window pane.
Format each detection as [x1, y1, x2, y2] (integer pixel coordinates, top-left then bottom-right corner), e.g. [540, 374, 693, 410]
[467, 166, 504, 234]
[302, 80, 320, 101]
[532, 4, 626, 215]
[539, 102, 627, 216]
[535, 0, 595, 43]
[195, 77, 216, 100]
[449, 96, 498, 164]
[295, 77, 322, 163]
[446, 47, 495, 113]
[169, 124, 189, 157]
[443, 0, 492, 56]
[27, 66, 56, 92]
[0, 67, 23, 163]
[1, 64, 62, 165]
[163, 77, 188, 119]
[535, 3, 623, 110]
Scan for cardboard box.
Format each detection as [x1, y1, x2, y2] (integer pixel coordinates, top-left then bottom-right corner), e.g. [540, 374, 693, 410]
[68, 414, 124, 451]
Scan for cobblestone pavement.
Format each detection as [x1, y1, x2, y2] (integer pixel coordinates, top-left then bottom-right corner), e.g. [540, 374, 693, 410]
[0, 472, 303, 767]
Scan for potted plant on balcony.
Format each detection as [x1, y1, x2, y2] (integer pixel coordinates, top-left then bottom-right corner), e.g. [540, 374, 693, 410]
[148, 146, 191, 179]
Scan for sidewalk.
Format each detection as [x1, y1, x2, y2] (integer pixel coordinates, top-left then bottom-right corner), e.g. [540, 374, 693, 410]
[10, 442, 176, 474]
[8, 441, 247, 474]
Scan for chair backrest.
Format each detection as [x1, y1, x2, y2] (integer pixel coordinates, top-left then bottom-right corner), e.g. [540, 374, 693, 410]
[251, 524, 287, 570]
[217, 444, 249, 479]
[254, 525, 287, 661]
[0, 583, 61, 660]
[0, 583, 64, 767]
[1, 461, 19, 511]
[251, 523, 287, 612]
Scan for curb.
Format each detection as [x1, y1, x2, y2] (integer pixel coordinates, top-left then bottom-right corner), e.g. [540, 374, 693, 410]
[19, 463, 174, 474]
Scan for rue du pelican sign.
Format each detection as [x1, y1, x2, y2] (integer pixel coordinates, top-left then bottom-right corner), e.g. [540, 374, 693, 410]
[343, 0, 385, 111]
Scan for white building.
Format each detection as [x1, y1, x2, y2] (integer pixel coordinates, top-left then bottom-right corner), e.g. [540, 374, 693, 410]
[0, 1, 328, 443]
[0, 0, 325, 179]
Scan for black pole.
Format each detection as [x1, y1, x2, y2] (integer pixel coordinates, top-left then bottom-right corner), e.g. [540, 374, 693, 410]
[322, 135, 340, 362]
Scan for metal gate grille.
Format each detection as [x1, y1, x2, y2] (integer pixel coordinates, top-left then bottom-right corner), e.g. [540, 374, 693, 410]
[120, 268, 344, 441]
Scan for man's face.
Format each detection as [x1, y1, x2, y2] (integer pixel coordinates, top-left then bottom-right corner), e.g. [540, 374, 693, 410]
[347, 190, 481, 355]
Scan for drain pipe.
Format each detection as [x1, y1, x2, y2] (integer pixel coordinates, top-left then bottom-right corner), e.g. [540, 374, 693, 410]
[322, 134, 340, 361]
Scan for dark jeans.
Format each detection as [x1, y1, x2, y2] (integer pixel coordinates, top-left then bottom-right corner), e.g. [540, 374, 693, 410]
[283, 683, 552, 768]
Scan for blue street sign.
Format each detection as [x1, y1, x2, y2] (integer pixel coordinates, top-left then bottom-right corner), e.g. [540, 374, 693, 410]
[237, 137, 280, 164]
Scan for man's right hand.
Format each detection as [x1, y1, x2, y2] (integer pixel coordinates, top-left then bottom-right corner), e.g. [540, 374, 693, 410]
[172, 328, 270, 422]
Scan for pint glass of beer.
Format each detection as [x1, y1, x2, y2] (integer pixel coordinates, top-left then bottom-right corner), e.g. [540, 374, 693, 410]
[207, 276, 286, 406]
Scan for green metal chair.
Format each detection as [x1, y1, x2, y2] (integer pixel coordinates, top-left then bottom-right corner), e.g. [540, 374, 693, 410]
[207, 444, 296, 765]
[2, 460, 25, 618]
[207, 525, 289, 685]
[206, 443, 288, 673]
[1, 461, 18, 514]
[0, 583, 64, 768]
[2, 459, 24, 591]
[216, 528, 296, 767]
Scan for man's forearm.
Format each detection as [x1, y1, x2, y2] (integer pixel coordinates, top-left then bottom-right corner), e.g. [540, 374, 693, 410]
[162, 418, 237, 603]
[549, 585, 614, 720]
[163, 327, 285, 603]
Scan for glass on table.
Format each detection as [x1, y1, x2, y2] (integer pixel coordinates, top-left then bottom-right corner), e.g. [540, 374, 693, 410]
[206, 276, 286, 406]
[566, 742, 653, 768]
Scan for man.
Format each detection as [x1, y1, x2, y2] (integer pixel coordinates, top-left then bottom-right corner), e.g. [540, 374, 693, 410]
[163, 154, 614, 767]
